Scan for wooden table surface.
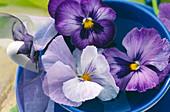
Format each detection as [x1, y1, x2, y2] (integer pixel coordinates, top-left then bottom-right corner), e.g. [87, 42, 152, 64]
[0, 47, 17, 112]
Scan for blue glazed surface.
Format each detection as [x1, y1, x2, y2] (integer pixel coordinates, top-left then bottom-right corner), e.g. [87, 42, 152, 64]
[15, 0, 170, 112]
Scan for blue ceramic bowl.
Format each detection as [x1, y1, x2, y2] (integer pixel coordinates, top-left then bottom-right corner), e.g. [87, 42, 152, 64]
[16, 0, 170, 112]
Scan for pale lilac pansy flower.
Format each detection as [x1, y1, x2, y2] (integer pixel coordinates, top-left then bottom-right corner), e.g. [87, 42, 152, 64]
[102, 27, 170, 92]
[50, 0, 116, 50]
[42, 35, 119, 107]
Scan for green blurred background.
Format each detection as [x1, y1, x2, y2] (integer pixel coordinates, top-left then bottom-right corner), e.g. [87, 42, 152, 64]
[0, 0, 169, 112]
[0, 0, 169, 16]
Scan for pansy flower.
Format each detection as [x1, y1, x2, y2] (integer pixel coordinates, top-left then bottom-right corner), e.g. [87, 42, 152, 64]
[158, 3, 170, 32]
[50, 0, 116, 50]
[102, 27, 170, 92]
[42, 35, 119, 107]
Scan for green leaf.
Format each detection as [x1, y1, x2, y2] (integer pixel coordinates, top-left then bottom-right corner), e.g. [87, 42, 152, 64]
[10, 105, 19, 112]
[0, 0, 38, 7]
[27, 0, 49, 9]
[0, 0, 49, 9]
[126, 0, 145, 4]
[161, 0, 170, 3]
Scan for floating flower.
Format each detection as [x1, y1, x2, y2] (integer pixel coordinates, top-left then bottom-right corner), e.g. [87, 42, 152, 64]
[102, 27, 170, 92]
[42, 35, 119, 107]
[158, 3, 170, 32]
[51, 0, 116, 50]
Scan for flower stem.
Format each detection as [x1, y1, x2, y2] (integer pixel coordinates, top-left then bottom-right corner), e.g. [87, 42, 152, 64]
[152, 0, 159, 16]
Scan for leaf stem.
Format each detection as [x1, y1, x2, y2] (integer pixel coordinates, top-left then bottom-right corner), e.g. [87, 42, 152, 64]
[152, 0, 159, 16]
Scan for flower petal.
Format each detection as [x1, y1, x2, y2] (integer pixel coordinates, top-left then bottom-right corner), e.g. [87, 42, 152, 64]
[102, 48, 134, 90]
[102, 48, 132, 62]
[62, 77, 103, 102]
[71, 20, 116, 50]
[94, 7, 116, 21]
[122, 27, 163, 64]
[145, 38, 170, 71]
[102, 48, 132, 78]
[81, 0, 105, 15]
[87, 54, 119, 101]
[80, 46, 98, 74]
[159, 63, 170, 83]
[73, 48, 83, 75]
[55, 0, 84, 36]
[126, 66, 159, 92]
[42, 61, 81, 107]
[158, 3, 170, 32]
[42, 35, 76, 71]
[33, 19, 58, 51]
[48, 0, 81, 18]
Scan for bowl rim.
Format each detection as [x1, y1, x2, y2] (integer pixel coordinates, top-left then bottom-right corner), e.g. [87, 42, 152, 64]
[15, 0, 170, 112]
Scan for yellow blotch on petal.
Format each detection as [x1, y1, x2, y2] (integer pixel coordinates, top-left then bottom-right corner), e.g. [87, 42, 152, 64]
[80, 73, 91, 81]
[82, 18, 94, 29]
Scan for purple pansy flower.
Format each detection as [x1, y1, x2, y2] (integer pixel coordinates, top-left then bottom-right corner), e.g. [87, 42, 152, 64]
[158, 3, 170, 32]
[42, 35, 119, 107]
[102, 27, 170, 92]
[50, 0, 116, 50]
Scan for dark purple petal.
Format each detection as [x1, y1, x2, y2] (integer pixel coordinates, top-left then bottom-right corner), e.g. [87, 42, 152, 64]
[42, 35, 76, 71]
[48, 0, 81, 18]
[158, 3, 170, 32]
[122, 27, 163, 64]
[114, 72, 134, 91]
[95, 7, 116, 21]
[81, 0, 116, 21]
[71, 20, 116, 50]
[145, 38, 170, 71]
[81, 0, 105, 16]
[42, 61, 82, 107]
[126, 66, 159, 92]
[55, 0, 84, 36]
[48, 0, 65, 18]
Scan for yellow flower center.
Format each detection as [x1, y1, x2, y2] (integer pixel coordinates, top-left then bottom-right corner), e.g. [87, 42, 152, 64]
[80, 73, 91, 81]
[129, 61, 140, 71]
[82, 18, 94, 29]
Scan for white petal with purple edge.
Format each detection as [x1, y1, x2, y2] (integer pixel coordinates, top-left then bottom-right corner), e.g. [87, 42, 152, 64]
[42, 35, 76, 71]
[126, 66, 159, 92]
[63, 77, 103, 102]
[88, 54, 119, 101]
[73, 48, 83, 75]
[42, 61, 81, 107]
[80, 46, 98, 74]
